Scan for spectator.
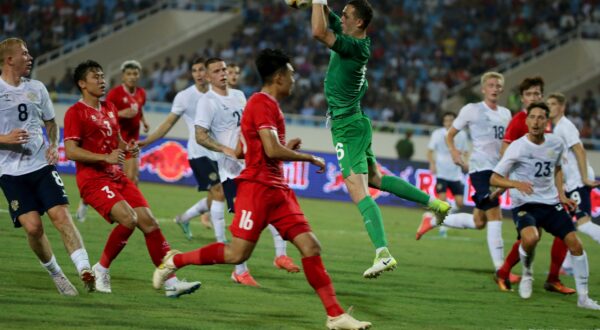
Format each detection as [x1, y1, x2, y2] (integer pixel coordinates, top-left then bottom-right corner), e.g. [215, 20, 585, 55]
[395, 131, 415, 161]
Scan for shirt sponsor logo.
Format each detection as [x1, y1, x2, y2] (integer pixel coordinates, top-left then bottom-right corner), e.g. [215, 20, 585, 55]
[10, 200, 19, 211]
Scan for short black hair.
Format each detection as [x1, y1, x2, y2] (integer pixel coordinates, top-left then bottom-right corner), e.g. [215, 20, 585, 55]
[73, 60, 103, 92]
[526, 101, 550, 118]
[205, 57, 224, 69]
[190, 57, 205, 70]
[348, 0, 373, 30]
[519, 76, 544, 96]
[255, 48, 290, 84]
[442, 111, 456, 119]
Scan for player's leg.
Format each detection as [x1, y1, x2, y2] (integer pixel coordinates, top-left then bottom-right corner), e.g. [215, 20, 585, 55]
[572, 187, 600, 242]
[123, 157, 139, 185]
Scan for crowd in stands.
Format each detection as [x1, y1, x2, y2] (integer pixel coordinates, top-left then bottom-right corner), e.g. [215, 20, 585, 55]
[33, 0, 600, 138]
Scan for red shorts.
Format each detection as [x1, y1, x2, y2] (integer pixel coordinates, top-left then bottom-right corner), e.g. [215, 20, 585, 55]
[229, 181, 311, 242]
[80, 176, 148, 222]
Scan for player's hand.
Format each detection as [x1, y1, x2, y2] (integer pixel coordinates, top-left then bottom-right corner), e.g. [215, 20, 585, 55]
[490, 187, 506, 200]
[450, 149, 465, 167]
[142, 120, 150, 133]
[46, 146, 59, 165]
[105, 149, 125, 164]
[310, 155, 325, 173]
[138, 139, 148, 148]
[3, 128, 29, 144]
[583, 178, 600, 188]
[559, 194, 578, 212]
[127, 140, 140, 158]
[286, 138, 302, 150]
[222, 146, 237, 159]
[514, 181, 533, 195]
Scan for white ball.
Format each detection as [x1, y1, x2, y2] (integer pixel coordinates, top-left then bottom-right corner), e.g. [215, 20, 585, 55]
[285, 0, 312, 10]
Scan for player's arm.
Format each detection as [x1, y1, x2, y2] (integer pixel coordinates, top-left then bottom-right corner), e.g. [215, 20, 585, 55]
[65, 140, 124, 165]
[499, 141, 509, 157]
[259, 129, 324, 173]
[490, 172, 533, 195]
[195, 125, 236, 158]
[555, 165, 578, 210]
[0, 128, 29, 144]
[571, 143, 599, 187]
[445, 127, 465, 167]
[43, 118, 60, 165]
[427, 149, 436, 174]
[139, 113, 180, 147]
[311, 2, 336, 48]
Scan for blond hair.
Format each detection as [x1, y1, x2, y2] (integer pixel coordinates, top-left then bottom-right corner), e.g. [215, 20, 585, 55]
[480, 71, 504, 86]
[0, 38, 26, 66]
[547, 92, 566, 105]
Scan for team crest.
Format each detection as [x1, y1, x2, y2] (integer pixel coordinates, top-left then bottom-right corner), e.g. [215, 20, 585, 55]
[209, 172, 218, 181]
[10, 200, 19, 211]
[26, 92, 38, 102]
[518, 211, 527, 217]
[108, 112, 115, 119]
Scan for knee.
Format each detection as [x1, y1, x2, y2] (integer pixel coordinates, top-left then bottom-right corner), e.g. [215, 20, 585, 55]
[138, 215, 159, 233]
[368, 174, 382, 189]
[521, 234, 540, 249]
[300, 240, 322, 257]
[23, 222, 45, 240]
[474, 217, 486, 230]
[119, 210, 138, 229]
[567, 235, 584, 256]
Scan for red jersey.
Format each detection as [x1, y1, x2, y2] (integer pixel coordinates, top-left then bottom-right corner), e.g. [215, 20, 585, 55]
[237, 92, 287, 188]
[64, 101, 125, 185]
[503, 109, 552, 143]
[106, 84, 146, 142]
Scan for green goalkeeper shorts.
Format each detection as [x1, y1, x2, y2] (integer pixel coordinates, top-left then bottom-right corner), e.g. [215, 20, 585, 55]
[330, 112, 376, 178]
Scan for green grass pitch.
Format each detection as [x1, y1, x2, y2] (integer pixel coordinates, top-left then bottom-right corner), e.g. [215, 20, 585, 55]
[1, 175, 599, 329]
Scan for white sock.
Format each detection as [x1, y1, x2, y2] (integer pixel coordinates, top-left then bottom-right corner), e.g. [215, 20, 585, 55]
[164, 277, 178, 287]
[41, 255, 62, 276]
[267, 224, 287, 257]
[69, 248, 91, 274]
[210, 200, 226, 243]
[94, 263, 109, 273]
[180, 198, 209, 223]
[578, 221, 600, 244]
[235, 262, 248, 275]
[487, 221, 504, 270]
[441, 213, 476, 229]
[562, 251, 573, 270]
[572, 252, 589, 299]
[518, 244, 534, 276]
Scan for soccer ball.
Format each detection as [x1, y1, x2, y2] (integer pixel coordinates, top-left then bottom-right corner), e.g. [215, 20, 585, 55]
[285, 0, 312, 9]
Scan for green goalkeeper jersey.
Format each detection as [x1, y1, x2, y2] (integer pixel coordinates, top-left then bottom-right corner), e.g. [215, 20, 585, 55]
[324, 11, 370, 119]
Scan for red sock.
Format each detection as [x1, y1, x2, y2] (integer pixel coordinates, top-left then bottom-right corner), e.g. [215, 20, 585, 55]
[498, 240, 521, 278]
[547, 236, 567, 283]
[173, 242, 225, 268]
[302, 256, 344, 317]
[99, 224, 135, 268]
[144, 229, 172, 267]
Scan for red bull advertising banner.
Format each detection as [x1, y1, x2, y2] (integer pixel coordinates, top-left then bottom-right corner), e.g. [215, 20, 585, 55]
[55, 133, 600, 218]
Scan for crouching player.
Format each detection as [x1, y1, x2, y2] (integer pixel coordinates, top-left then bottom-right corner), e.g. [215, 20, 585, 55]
[154, 49, 371, 329]
[490, 102, 600, 310]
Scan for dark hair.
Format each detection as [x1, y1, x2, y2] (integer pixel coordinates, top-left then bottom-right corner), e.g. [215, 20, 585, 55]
[73, 60, 103, 92]
[255, 48, 290, 84]
[227, 63, 239, 69]
[526, 101, 549, 118]
[442, 111, 456, 120]
[190, 57, 205, 70]
[205, 57, 224, 69]
[348, 0, 373, 30]
[519, 76, 544, 96]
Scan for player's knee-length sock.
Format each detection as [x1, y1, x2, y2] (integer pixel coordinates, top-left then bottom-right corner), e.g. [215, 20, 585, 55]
[144, 228, 171, 267]
[173, 242, 225, 267]
[302, 256, 344, 317]
[498, 240, 521, 278]
[547, 237, 567, 282]
[487, 221, 504, 269]
[210, 200, 227, 242]
[578, 222, 600, 244]
[519, 244, 534, 276]
[268, 224, 287, 257]
[358, 196, 387, 249]
[99, 224, 134, 268]
[380, 176, 430, 205]
[441, 213, 476, 229]
[180, 198, 209, 222]
[572, 251, 590, 298]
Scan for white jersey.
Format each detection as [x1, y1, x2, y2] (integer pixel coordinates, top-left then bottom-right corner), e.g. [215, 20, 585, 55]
[170, 85, 216, 160]
[553, 116, 595, 192]
[428, 127, 468, 181]
[493, 134, 565, 207]
[453, 102, 512, 173]
[194, 88, 246, 181]
[0, 77, 55, 177]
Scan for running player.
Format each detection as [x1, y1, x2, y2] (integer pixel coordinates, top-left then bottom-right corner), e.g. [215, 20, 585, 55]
[490, 102, 600, 310]
[0, 37, 94, 295]
[311, 0, 450, 279]
[154, 48, 371, 330]
[64, 60, 200, 297]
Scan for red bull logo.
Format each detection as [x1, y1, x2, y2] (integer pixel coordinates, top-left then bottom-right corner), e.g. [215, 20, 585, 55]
[139, 141, 192, 182]
[323, 162, 391, 199]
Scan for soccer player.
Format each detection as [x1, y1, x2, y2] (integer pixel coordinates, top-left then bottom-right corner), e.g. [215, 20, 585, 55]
[64, 60, 200, 297]
[416, 112, 469, 239]
[139, 57, 215, 239]
[311, 0, 450, 279]
[75, 60, 149, 221]
[490, 102, 600, 310]
[226, 63, 241, 88]
[445, 72, 513, 275]
[154, 48, 371, 330]
[0, 37, 94, 296]
[495, 77, 573, 294]
[194, 57, 300, 286]
[548, 93, 600, 240]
